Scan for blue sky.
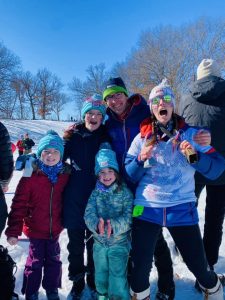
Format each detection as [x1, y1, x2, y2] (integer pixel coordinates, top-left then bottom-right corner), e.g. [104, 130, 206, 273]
[0, 0, 225, 118]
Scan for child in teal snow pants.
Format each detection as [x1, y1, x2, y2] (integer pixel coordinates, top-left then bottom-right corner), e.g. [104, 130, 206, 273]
[84, 148, 133, 300]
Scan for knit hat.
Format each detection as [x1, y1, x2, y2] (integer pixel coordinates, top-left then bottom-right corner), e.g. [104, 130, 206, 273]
[197, 59, 220, 80]
[37, 130, 64, 159]
[81, 94, 106, 121]
[149, 78, 175, 111]
[95, 149, 119, 175]
[103, 77, 128, 101]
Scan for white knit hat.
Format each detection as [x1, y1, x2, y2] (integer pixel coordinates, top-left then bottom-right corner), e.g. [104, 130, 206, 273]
[149, 78, 175, 111]
[197, 59, 220, 80]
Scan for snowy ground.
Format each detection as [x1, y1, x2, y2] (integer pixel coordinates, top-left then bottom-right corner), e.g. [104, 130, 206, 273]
[1, 119, 225, 299]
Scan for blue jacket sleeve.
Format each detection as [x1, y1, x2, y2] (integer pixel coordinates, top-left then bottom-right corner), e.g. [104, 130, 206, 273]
[192, 151, 225, 180]
[125, 154, 146, 183]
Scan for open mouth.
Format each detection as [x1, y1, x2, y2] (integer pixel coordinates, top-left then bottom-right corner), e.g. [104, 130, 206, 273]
[90, 121, 98, 125]
[159, 109, 168, 116]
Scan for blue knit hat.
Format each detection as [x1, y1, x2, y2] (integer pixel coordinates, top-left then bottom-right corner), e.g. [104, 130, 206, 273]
[37, 130, 64, 159]
[95, 149, 119, 175]
[81, 94, 106, 121]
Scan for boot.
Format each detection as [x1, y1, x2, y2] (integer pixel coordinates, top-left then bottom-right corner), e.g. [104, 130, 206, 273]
[155, 286, 175, 300]
[195, 274, 225, 293]
[25, 292, 39, 300]
[199, 277, 223, 300]
[68, 280, 85, 300]
[131, 294, 150, 300]
[46, 289, 60, 300]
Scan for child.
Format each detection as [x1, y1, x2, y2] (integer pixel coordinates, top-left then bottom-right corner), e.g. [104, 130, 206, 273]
[125, 79, 225, 300]
[16, 134, 25, 156]
[5, 130, 70, 300]
[84, 148, 133, 300]
[63, 94, 110, 299]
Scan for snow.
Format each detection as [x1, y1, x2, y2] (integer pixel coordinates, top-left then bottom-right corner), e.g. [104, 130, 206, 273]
[1, 119, 224, 299]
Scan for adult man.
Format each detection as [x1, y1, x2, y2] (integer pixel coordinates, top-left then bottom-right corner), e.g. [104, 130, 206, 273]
[103, 77, 175, 300]
[0, 121, 14, 236]
[181, 59, 225, 275]
[23, 133, 35, 154]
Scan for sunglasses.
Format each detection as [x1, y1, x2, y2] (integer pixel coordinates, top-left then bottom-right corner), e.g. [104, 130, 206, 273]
[105, 92, 123, 101]
[151, 95, 173, 105]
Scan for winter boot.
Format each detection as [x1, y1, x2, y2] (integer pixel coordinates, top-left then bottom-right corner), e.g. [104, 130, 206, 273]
[131, 294, 150, 300]
[155, 286, 175, 300]
[195, 274, 225, 293]
[199, 277, 223, 300]
[46, 289, 60, 300]
[25, 292, 39, 300]
[68, 280, 85, 300]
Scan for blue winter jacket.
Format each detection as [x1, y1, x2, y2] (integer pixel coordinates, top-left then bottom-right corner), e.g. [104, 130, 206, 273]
[62, 123, 109, 229]
[125, 115, 225, 226]
[105, 94, 150, 171]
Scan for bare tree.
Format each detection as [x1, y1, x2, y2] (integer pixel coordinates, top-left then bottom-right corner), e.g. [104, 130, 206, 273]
[0, 42, 21, 117]
[68, 63, 109, 120]
[21, 71, 39, 120]
[112, 17, 225, 110]
[51, 92, 69, 121]
[36, 68, 63, 119]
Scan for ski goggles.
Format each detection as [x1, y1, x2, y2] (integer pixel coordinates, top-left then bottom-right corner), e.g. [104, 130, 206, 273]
[151, 95, 173, 105]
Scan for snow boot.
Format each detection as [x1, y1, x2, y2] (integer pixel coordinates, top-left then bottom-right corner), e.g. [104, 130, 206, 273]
[46, 289, 60, 300]
[131, 294, 150, 300]
[199, 277, 223, 299]
[25, 292, 39, 300]
[155, 285, 175, 300]
[195, 274, 225, 293]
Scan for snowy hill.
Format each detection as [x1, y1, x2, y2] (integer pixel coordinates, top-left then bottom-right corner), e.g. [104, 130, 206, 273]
[1, 119, 224, 300]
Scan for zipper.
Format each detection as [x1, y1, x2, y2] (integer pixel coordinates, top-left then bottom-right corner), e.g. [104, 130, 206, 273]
[49, 185, 54, 239]
[122, 120, 127, 168]
[163, 208, 167, 226]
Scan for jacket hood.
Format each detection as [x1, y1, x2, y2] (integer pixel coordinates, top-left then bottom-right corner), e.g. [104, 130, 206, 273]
[189, 75, 225, 106]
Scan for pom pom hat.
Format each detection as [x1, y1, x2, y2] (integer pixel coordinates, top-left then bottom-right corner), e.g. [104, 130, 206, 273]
[95, 149, 119, 175]
[37, 130, 64, 159]
[81, 94, 106, 121]
[103, 77, 128, 101]
[197, 59, 220, 80]
[149, 78, 175, 111]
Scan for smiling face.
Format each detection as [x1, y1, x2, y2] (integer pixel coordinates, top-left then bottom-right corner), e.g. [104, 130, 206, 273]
[98, 167, 116, 186]
[41, 148, 61, 166]
[105, 92, 128, 115]
[84, 109, 103, 131]
[151, 99, 174, 125]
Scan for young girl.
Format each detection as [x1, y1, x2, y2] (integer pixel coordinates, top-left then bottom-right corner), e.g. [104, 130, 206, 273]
[5, 130, 70, 300]
[84, 148, 133, 300]
[62, 94, 109, 299]
[125, 79, 225, 300]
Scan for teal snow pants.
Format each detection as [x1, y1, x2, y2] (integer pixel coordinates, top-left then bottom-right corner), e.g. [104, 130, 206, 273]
[93, 241, 130, 300]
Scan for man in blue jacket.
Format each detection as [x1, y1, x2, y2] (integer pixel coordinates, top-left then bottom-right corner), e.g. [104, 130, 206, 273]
[103, 77, 175, 300]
